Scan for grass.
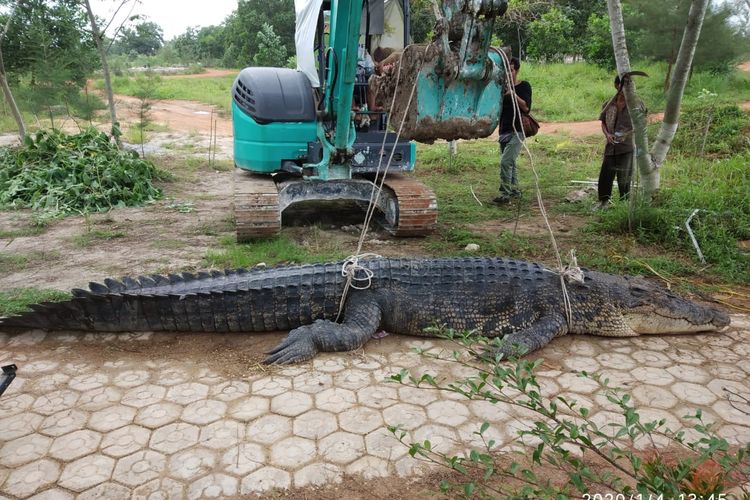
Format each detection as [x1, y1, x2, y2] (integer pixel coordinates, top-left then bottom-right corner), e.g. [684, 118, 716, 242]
[0, 250, 60, 274]
[96, 74, 237, 114]
[204, 232, 348, 269]
[71, 229, 127, 248]
[0, 288, 70, 316]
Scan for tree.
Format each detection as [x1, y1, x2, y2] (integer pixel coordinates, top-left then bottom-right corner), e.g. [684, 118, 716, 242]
[526, 7, 574, 62]
[221, 0, 294, 67]
[118, 20, 163, 55]
[607, 0, 709, 198]
[253, 23, 286, 67]
[583, 13, 615, 68]
[82, 0, 121, 140]
[0, 1, 25, 140]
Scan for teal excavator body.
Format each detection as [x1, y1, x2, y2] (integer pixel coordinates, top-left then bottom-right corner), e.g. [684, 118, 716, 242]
[231, 0, 508, 240]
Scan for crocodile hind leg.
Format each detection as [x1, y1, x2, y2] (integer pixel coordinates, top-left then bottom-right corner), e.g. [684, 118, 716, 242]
[264, 294, 382, 364]
[483, 314, 568, 360]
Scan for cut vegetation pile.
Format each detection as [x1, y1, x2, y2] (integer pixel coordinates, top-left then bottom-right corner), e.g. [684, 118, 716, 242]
[0, 128, 162, 215]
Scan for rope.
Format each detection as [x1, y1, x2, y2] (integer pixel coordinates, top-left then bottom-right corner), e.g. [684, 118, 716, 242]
[336, 45, 430, 320]
[491, 47, 581, 328]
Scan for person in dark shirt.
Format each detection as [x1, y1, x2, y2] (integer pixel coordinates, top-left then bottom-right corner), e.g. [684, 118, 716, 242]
[493, 57, 532, 205]
[596, 74, 645, 210]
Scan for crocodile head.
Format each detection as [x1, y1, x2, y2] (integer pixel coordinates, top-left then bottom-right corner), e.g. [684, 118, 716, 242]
[579, 272, 730, 335]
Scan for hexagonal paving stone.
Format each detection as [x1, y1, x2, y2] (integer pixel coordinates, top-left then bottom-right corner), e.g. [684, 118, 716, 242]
[666, 348, 706, 365]
[168, 447, 216, 480]
[68, 373, 109, 392]
[0, 393, 34, 417]
[293, 409, 338, 440]
[31, 373, 70, 393]
[0, 412, 42, 440]
[315, 387, 356, 412]
[39, 409, 89, 437]
[319, 432, 365, 464]
[632, 385, 678, 409]
[188, 473, 238, 499]
[412, 424, 458, 453]
[397, 386, 440, 406]
[113, 370, 150, 388]
[149, 423, 199, 453]
[165, 383, 209, 405]
[59, 454, 115, 492]
[357, 385, 398, 409]
[712, 400, 750, 426]
[339, 406, 384, 434]
[630, 366, 674, 385]
[469, 400, 515, 423]
[112, 450, 166, 487]
[457, 421, 508, 451]
[388, 351, 423, 368]
[8, 330, 46, 346]
[270, 436, 316, 468]
[382, 403, 427, 430]
[670, 382, 717, 405]
[1, 459, 60, 498]
[49, 430, 102, 461]
[22, 360, 59, 374]
[31, 389, 80, 416]
[156, 367, 191, 386]
[135, 402, 182, 429]
[595, 352, 636, 370]
[101, 425, 151, 458]
[631, 350, 672, 368]
[121, 384, 167, 408]
[228, 397, 270, 421]
[346, 456, 390, 479]
[200, 419, 245, 449]
[270, 391, 313, 417]
[132, 477, 185, 499]
[241, 466, 291, 494]
[365, 428, 408, 460]
[351, 354, 386, 370]
[426, 400, 470, 427]
[88, 405, 137, 432]
[246, 415, 292, 445]
[181, 399, 227, 425]
[211, 381, 250, 401]
[293, 463, 342, 488]
[28, 488, 74, 500]
[312, 358, 347, 373]
[707, 378, 748, 399]
[77, 482, 130, 500]
[707, 363, 747, 382]
[221, 443, 266, 476]
[78, 387, 123, 411]
[333, 369, 372, 390]
[555, 373, 601, 394]
[717, 424, 750, 446]
[0, 434, 52, 467]
[292, 372, 333, 394]
[562, 356, 601, 372]
[251, 376, 292, 397]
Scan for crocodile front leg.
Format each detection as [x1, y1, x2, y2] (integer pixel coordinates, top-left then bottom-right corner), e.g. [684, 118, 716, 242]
[484, 313, 568, 360]
[264, 293, 382, 364]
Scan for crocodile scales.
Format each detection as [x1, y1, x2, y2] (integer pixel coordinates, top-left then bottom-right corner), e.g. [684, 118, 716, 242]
[0, 257, 730, 364]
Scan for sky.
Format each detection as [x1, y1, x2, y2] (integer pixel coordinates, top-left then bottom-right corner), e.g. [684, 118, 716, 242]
[90, 0, 239, 41]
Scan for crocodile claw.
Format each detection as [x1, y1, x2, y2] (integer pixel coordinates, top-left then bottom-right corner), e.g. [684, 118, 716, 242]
[264, 329, 317, 365]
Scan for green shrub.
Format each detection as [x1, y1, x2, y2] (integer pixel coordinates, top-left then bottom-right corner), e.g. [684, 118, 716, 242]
[672, 100, 749, 156]
[0, 128, 163, 215]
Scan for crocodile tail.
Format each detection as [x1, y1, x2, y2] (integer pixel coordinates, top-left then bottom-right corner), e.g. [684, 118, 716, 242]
[0, 281, 342, 333]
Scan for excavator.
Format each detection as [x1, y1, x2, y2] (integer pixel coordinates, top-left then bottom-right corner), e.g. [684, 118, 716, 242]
[231, 0, 508, 240]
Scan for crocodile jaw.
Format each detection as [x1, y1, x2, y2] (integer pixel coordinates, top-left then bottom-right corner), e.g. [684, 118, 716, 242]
[625, 308, 730, 334]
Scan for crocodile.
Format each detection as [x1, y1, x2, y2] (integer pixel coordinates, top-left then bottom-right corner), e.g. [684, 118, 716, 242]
[0, 257, 730, 364]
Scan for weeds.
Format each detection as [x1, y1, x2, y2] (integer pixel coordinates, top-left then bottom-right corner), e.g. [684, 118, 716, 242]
[388, 327, 750, 498]
[0, 288, 70, 316]
[0, 128, 163, 215]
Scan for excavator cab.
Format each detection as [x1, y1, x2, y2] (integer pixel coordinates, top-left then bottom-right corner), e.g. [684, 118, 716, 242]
[231, 0, 507, 240]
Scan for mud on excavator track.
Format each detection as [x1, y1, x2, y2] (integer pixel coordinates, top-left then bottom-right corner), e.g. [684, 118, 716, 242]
[233, 169, 438, 241]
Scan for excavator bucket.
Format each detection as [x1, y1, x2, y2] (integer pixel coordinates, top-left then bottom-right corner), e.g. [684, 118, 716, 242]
[371, 43, 505, 144]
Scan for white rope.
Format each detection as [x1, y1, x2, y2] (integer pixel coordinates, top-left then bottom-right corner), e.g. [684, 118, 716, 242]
[336, 45, 430, 320]
[492, 47, 581, 328]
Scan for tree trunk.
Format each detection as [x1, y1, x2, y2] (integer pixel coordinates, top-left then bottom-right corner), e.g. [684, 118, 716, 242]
[82, 0, 119, 140]
[0, 2, 26, 141]
[606, 0, 656, 195]
[651, 0, 709, 168]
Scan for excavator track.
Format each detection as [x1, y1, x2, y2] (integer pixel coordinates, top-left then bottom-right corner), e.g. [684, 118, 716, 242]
[233, 169, 281, 241]
[378, 174, 438, 237]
